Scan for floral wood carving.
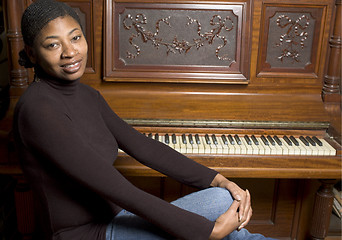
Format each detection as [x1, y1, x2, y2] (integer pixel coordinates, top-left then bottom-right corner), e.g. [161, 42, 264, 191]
[264, 10, 316, 69]
[274, 14, 310, 63]
[122, 13, 235, 62]
[105, 2, 250, 83]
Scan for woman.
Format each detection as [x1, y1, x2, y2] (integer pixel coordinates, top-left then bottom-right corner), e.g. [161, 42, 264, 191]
[14, 1, 275, 240]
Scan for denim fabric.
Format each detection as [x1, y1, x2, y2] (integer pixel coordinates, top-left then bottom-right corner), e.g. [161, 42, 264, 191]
[106, 187, 277, 240]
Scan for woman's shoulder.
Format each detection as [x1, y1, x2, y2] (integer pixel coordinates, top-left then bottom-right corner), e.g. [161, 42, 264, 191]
[78, 82, 102, 99]
[15, 81, 62, 114]
[78, 82, 99, 94]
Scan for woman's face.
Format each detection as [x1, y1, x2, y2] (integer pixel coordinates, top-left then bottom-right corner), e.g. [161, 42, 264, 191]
[27, 15, 88, 81]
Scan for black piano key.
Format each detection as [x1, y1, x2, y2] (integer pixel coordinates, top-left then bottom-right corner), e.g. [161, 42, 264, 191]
[188, 134, 194, 144]
[312, 136, 323, 146]
[164, 134, 170, 144]
[244, 135, 252, 145]
[221, 135, 228, 145]
[195, 134, 201, 144]
[148, 133, 153, 138]
[234, 134, 241, 145]
[204, 134, 211, 144]
[305, 136, 316, 146]
[290, 136, 299, 146]
[211, 134, 218, 145]
[261, 135, 269, 145]
[251, 135, 259, 145]
[267, 135, 275, 146]
[227, 135, 235, 145]
[154, 133, 159, 141]
[181, 134, 187, 144]
[273, 136, 282, 146]
[172, 134, 177, 144]
[299, 136, 309, 146]
[283, 136, 292, 146]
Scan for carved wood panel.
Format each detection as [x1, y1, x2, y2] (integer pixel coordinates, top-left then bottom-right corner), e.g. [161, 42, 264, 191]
[257, 3, 326, 78]
[104, 0, 251, 84]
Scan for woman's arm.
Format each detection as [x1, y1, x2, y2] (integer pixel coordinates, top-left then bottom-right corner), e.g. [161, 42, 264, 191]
[98, 92, 218, 189]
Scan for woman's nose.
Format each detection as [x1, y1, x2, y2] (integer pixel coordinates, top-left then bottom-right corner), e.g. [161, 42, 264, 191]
[61, 44, 78, 58]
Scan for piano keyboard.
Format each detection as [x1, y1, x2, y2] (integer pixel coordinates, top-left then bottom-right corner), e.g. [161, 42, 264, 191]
[131, 133, 336, 156]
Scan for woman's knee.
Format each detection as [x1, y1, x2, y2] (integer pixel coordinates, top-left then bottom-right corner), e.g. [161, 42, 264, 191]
[171, 187, 234, 222]
[206, 187, 234, 210]
[208, 187, 233, 201]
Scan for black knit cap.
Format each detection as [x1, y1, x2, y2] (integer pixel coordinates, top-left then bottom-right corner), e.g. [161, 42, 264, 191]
[21, 0, 83, 47]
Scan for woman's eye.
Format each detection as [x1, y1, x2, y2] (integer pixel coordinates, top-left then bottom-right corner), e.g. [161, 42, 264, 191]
[46, 43, 59, 49]
[72, 35, 81, 41]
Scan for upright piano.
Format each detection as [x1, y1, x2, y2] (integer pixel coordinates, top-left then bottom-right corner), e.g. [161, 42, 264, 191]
[1, 0, 341, 239]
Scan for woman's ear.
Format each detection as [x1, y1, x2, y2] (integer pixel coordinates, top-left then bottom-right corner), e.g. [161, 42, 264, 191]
[24, 45, 36, 65]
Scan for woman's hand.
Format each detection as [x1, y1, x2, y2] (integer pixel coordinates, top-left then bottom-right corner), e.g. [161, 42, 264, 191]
[209, 200, 241, 240]
[210, 174, 253, 235]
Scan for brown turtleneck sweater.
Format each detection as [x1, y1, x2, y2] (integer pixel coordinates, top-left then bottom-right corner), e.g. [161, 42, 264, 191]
[13, 77, 218, 240]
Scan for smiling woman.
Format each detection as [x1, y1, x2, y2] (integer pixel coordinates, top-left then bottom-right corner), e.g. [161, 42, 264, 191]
[25, 16, 88, 81]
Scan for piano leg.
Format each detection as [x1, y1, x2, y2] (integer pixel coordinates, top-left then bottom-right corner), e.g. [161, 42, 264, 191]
[309, 179, 337, 240]
[13, 175, 35, 240]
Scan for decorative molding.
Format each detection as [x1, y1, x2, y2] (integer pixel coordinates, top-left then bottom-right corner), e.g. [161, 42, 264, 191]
[104, 1, 251, 84]
[257, 3, 325, 78]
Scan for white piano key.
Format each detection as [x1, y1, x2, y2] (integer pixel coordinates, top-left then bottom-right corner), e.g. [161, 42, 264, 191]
[268, 142, 278, 155]
[238, 138, 247, 154]
[241, 138, 253, 154]
[309, 144, 319, 155]
[297, 137, 314, 155]
[232, 142, 241, 154]
[283, 138, 301, 155]
[191, 140, 198, 154]
[212, 135, 223, 154]
[196, 137, 205, 154]
[257, 137, 270, 155]
[249, 140, 260, 155]
[210, 141, 218, 154]
[254, 140, 265, 155]
[218, 137, 229, 154]
[315, 142, 325, 156]
[321, 139, 336, 156]
[278, 138, 289, 155]
[274, 142, 283, 155]
[199, 136, 211, 154]
[185, 137, 194, 154]
[294, 137, 308, 155]
[177, 136, 187, 154]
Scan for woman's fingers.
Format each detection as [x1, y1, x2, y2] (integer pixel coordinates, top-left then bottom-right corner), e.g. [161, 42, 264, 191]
[238, 205, 253, 230]
[225, 181, 251, 222]
[241, 189, 251, 222]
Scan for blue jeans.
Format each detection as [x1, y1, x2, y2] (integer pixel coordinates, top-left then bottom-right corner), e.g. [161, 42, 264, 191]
[106, 187, 277, 240]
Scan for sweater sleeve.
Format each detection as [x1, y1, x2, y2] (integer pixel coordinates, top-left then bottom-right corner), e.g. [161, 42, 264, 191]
[16, 97, 216, 240]
[97, 92, 218, 189]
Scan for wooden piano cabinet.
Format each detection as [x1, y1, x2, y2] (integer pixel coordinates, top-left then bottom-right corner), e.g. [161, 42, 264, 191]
[1, 0, 341, 239]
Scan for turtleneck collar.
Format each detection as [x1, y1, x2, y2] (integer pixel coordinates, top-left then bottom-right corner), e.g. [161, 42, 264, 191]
[35, 67, 80, 95]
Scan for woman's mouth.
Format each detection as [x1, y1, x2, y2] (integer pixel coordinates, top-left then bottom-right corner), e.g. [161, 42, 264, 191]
[61, 60, 82, 74]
